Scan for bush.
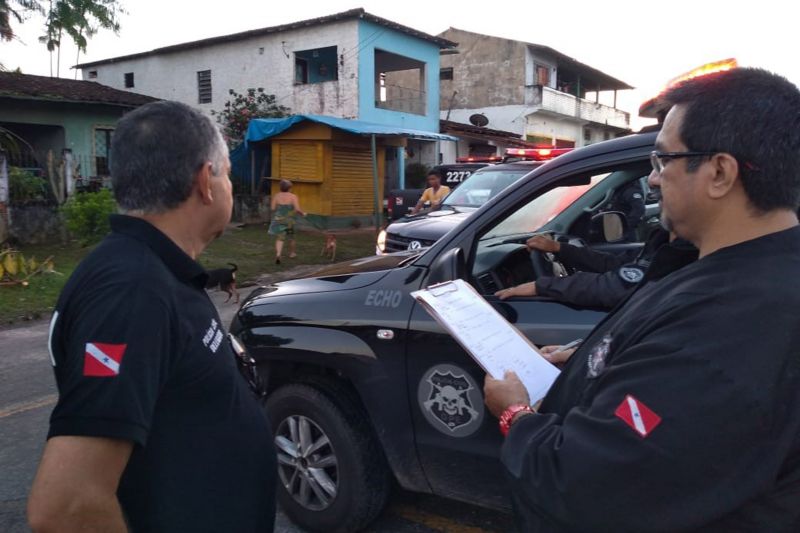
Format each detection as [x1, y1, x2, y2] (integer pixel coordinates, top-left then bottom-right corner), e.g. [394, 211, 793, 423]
[9, 167, 49, 205]
[405, 162, 430, 189]
[60, 189, 117, 245]
[212, 88, 291, 148]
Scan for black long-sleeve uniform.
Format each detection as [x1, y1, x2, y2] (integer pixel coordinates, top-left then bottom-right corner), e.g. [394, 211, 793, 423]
[604, 180, 646, 241]
[502, 226, 800, 532]
[535, 230, 678, 309]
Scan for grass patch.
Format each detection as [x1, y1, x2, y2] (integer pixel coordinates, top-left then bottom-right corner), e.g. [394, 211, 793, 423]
[199, 224, 376, 282]
[0, 241, 92, 324]
[0, 224, 376, 324]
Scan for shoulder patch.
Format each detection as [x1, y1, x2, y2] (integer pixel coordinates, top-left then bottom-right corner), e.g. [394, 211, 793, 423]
[615, 395, 662, 438]
[619, 266, 645, 283]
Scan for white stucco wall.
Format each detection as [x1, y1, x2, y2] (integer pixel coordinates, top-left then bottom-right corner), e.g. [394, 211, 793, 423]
[525, 114, 582, 145]
[443, 105, 529, 136]
[83, 20, 361, 118]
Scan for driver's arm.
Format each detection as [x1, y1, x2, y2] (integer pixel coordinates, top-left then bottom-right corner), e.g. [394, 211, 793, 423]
[555, 243, 637, 273]
[527, 235, 630, 273]
[535, 270, 636, 309]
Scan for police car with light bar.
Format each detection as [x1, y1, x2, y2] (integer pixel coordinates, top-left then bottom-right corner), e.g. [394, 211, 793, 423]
[377, 147, 572, 254]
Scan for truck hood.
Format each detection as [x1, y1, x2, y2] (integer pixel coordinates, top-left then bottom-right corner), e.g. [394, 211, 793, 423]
[242, 251, 419, 302]
[386, 207, 476, 241]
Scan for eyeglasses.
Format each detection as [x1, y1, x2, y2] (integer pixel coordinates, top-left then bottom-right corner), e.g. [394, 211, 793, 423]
[650, 150, 717, 174]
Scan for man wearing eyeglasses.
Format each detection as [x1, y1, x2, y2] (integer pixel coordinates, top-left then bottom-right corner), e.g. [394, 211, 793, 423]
[484, 67, 800, 532]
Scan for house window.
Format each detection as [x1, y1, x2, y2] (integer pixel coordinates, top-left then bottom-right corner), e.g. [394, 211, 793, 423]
[88, 70, 98, 79]
[535, 64, 550, 86]
[197, 70, 212, 104]
[583, 128, 592, 143]
[440, 67, 453, 81]
[124, 72, 134, 88]
[295, 58, 308, 84]
[94, 128, 113, 175]
[294, 46, 338, 84]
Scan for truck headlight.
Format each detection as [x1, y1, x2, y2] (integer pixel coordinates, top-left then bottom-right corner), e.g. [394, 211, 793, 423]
[376, 229, 387, 254]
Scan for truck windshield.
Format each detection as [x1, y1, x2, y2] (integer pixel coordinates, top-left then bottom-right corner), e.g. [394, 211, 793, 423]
[483, 173, 609, 240]
[443, 169, 529, 208]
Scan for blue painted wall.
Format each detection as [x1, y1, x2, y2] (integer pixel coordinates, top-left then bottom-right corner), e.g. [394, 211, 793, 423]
[357, 19, 440, 132]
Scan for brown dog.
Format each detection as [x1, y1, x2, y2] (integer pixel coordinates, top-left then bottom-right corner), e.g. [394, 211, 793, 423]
[321, 233, 337, 262]
[205, 263, 239, 303]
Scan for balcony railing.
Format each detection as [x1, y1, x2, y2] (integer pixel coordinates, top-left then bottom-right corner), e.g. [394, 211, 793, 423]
[375, 84, 426, 116]
[524, 85, 630, 129]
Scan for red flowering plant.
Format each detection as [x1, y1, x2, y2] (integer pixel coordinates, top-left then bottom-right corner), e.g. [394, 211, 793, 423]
[212, 88, 290, 148]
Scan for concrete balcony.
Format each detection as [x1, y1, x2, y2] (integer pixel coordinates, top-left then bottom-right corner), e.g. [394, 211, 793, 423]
[375, 84, 426, 116]
[524, 85, 630, 129]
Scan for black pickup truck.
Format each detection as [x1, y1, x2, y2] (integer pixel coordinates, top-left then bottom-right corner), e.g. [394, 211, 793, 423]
[231, 131, 660, 532]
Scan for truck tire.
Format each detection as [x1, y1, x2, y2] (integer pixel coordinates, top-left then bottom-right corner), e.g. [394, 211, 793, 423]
[266, 383, 391, 532]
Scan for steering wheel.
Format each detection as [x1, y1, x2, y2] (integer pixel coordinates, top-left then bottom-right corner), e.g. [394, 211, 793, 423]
[530, 249, 555, 278]
[528, 232, 586, 278]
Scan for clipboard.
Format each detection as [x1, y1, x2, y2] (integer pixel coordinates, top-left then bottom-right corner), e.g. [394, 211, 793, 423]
[411, 279, 560, 403]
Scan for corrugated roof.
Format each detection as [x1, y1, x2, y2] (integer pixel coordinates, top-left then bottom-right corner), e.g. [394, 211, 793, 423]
[75, 8, 457, 69]
[0, 72, 158, 107]
[440, 119, 537, 148]
[245, 115, 457, 146]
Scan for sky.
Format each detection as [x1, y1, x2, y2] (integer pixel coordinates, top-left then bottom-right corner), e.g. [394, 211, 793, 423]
[3, 0, 797, 129]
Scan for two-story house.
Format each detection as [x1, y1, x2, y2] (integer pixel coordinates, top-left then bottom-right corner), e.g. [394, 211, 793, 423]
[438, 28, 632, 158]
[75, 8, 456, 190]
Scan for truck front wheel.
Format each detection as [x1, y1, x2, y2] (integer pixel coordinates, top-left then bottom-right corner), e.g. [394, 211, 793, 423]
[266, 383, 391, 532]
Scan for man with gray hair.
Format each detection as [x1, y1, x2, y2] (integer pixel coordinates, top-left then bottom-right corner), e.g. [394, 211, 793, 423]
[28, 101, 276, 532]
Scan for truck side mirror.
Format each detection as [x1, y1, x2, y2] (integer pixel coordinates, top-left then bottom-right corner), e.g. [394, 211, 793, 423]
[428, 247, 466, 285]
[590, 211, 627, 243]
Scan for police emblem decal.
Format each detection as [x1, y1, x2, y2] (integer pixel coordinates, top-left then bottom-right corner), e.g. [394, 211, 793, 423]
[619, 267, 645, 283]
[587, 334, 612, 378]
[418, 364, 484, 437]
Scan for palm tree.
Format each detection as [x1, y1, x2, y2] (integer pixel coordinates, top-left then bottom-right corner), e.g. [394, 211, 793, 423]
[67, 0, 122, 78]
[40, 0, 122, 77]
[1, 0, 43, 42]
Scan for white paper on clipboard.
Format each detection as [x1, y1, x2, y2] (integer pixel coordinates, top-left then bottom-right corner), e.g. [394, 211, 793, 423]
[411, 279, 560, 403]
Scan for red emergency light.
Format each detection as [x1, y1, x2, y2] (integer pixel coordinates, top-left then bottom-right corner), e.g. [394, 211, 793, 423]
[639, 58, 738, 120]
[503, 147, 572, 161]
[455, 155, 504, 163]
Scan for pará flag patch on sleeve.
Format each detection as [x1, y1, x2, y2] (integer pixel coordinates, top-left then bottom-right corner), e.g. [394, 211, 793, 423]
[615, 394, 661, 438]
[84, 342, 126, 377]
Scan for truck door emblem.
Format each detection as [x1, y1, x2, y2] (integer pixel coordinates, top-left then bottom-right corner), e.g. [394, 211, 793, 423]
[418, 364, 484, 437]
[408, 241, 422, 250]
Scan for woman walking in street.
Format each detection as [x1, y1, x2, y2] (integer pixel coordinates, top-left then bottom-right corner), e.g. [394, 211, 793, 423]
[268, 179, 305, 264]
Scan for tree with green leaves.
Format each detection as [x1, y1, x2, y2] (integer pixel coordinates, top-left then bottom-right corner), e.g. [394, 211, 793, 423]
[39, 0, 123, 77]
[212, 88, 291, 148]
[0, 0, 42, 42]
[0, 0, 122, 77]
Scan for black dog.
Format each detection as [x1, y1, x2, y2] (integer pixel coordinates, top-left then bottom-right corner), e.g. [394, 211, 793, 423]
[205, 263, 239, 303]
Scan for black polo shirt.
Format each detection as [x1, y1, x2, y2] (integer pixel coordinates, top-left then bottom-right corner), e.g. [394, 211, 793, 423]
[503, 226, 800, 532]
[48, 214, 276, 532]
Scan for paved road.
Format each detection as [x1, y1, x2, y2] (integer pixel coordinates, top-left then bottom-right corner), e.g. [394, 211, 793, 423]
[0, 288, 515, 532]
